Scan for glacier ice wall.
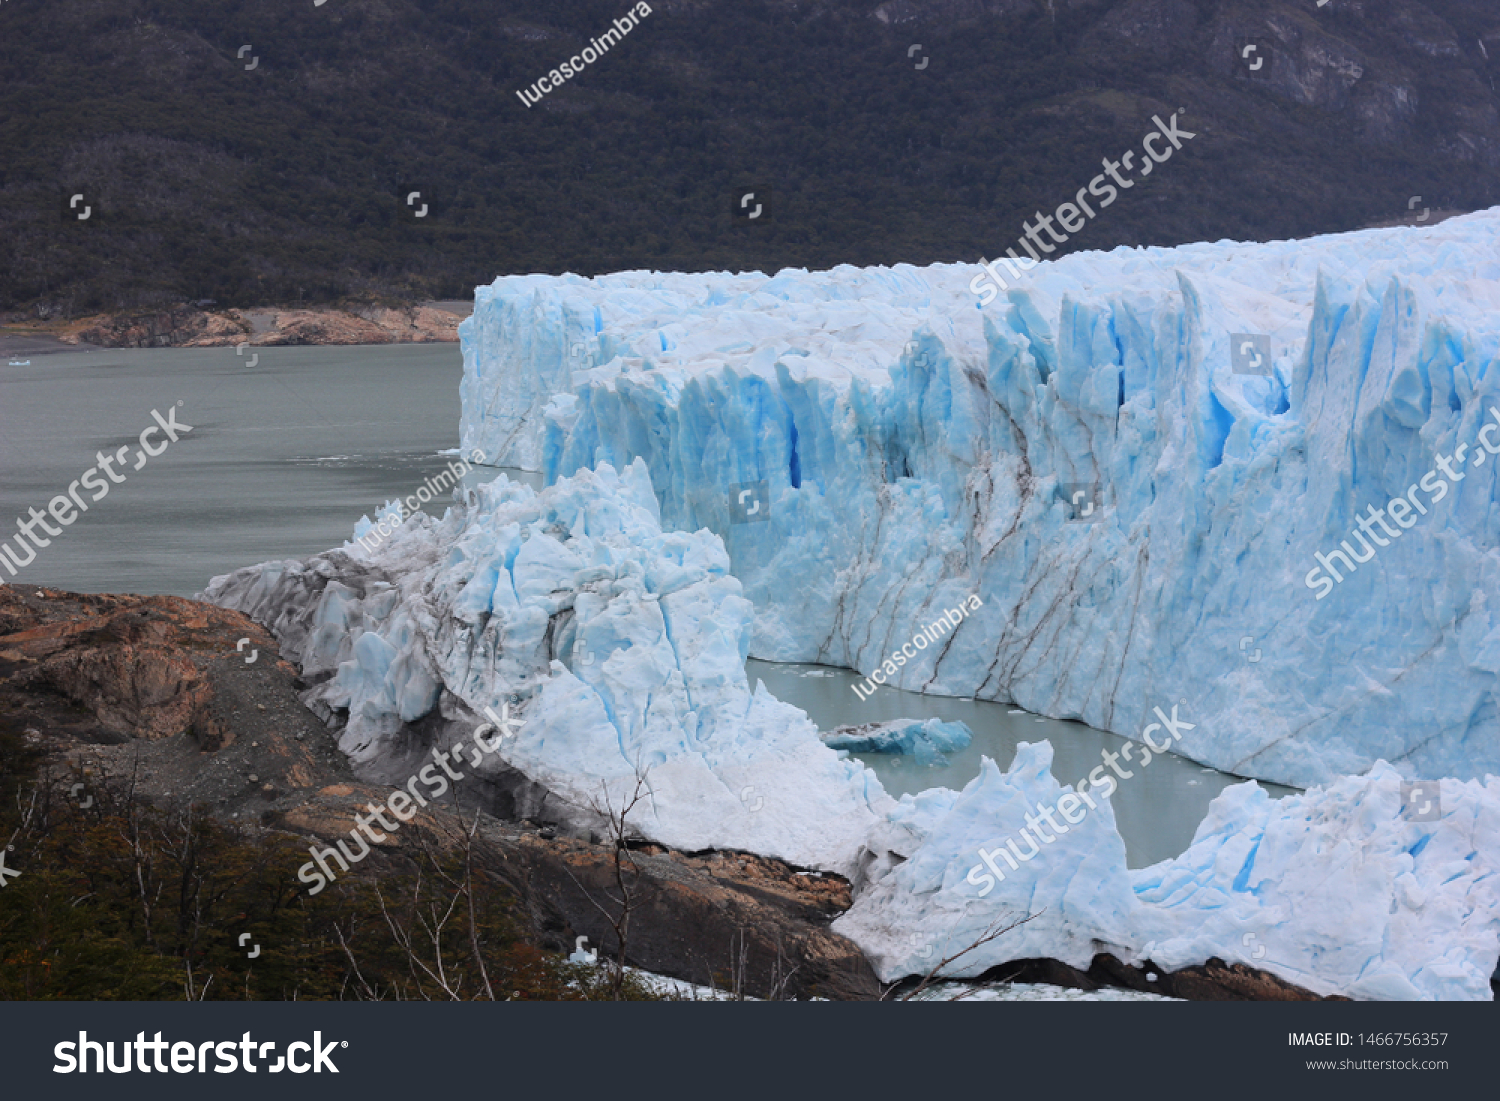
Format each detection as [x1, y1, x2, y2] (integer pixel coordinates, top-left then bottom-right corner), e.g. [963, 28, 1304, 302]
[198, 460, 1500, 998]
[834, 746, 1500, 1001]
[1130, 762, 1500, 1001]
[460, 212, 1500, 788]
[200, 461, 894, 877]
[833, 742, 1141, 979]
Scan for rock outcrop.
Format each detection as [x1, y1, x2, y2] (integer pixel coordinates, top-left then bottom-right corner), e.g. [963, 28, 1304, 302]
[57, 304, 463, 349]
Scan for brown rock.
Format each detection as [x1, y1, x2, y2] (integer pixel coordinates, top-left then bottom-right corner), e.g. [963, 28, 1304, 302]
[953, 952, 1341, 1001]
[0, 586, 328, 812]
[59, 304, 463, 349]
[0, 587, 263, 745]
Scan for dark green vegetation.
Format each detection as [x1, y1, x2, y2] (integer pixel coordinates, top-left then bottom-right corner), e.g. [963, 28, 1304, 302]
[2, 0, 1497, 316]
[0, 735, 658, 1000]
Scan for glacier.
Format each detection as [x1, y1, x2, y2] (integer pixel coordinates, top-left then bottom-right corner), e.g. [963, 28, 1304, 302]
[194, 211, 1500, 999]
[201, 461, 894, 878]
[834, 746, 1500, 1002]
[201, 458, 1500, 999]
[460, 210, 1500, 790]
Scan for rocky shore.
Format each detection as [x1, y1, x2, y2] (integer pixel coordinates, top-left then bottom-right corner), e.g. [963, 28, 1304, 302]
[1, 302, 467, 352]
[0, 584, 1345, 1001]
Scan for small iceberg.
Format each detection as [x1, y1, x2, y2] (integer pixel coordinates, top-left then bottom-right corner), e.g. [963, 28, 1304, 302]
[823, 718, 973, 767]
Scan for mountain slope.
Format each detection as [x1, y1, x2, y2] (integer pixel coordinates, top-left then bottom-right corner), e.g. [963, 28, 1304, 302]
[2, 0, 1497, 315]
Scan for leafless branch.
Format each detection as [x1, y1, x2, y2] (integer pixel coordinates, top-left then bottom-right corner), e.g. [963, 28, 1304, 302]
[888, 908, 1041, 1002]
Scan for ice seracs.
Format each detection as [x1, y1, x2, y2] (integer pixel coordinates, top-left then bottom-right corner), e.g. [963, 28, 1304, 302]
[461, 210, 1500, 789]
[201, 460, 894, 878]
[203, 209, 1500, 1001]
[834, 742, 1140, 980]
[201, 457, 1500, 999]
[833, 743, 1500, 1001]
[1132, 761, 1500, 1001]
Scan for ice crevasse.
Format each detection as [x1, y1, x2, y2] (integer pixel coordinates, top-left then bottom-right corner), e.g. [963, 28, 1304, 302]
[460, 210, 1500, 790]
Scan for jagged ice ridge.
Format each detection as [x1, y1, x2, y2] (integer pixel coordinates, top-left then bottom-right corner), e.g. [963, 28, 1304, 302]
[201, 212, 1500, 1000]
[460, 211, 1500, 789]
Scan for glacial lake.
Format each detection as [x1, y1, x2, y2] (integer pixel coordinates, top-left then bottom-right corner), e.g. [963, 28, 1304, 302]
[747, 659, 1296, 868]
[1, 343, 1294, 868]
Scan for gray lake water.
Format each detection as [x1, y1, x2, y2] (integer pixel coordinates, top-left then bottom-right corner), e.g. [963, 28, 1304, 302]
[1, 343, 1292, 868]
[748, 660, 1294, 868]
[0, 343, 535, 596]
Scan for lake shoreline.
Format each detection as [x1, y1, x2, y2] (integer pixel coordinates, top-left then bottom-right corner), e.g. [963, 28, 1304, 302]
[0, 300, 473, 354]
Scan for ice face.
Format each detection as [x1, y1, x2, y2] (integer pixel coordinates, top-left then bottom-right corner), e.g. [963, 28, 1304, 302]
[199, 211, 1500, 1002]
[202, 460, 895, 878]
[1132, 762, 1500, 1001]
[834, 744, 1500, 1001]
[832, 741, 1141, 980]
[461, 210, 1500, 789]
[199, 455, 1500, 1000]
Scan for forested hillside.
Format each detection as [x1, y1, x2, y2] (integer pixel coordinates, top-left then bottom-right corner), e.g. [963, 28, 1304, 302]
[2, 0, 1497, 316]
